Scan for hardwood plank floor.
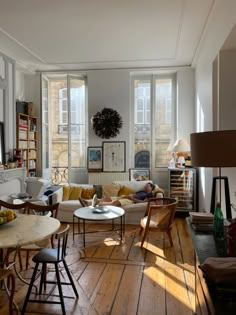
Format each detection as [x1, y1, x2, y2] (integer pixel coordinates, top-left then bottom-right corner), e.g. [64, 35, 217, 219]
[0, 218, 203, 315]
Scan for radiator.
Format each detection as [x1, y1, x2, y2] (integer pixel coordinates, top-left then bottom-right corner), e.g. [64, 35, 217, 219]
[88, 172, 129, 184]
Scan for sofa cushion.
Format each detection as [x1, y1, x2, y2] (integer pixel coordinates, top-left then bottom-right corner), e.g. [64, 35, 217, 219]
[118, 185, 135, 197]
[102, 184, 121, 197]
[113, 180, 153, 193]
[63, 185, 83, 201]
[63, 186, 71, 201]
[69, 186, 83, 200]
[81, 187, 96, 199]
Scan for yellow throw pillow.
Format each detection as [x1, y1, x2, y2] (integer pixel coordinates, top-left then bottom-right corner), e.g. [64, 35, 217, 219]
[102, 184, 120, 197]
[63, 185, 71, 201]
[69, 186, 83, 200]
[81, 187, 96, 199]
[118, 185, 135, 197]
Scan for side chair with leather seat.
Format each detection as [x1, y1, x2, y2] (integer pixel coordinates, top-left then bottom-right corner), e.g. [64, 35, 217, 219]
[21, 224, 79, 315]
[140, 197, 178, 248]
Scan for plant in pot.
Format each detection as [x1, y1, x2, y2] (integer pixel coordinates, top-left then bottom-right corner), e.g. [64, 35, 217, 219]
[7, 155, 17, 168]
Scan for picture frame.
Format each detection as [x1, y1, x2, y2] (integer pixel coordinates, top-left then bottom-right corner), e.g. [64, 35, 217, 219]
[129, 168, 150, 181]
[87, 146, 103, 171]
[103, 141, 126, 172]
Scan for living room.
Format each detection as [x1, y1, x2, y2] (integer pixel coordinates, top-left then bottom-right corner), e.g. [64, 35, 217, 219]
[1, 1, 236, 314]
[0, 1, 236, 218]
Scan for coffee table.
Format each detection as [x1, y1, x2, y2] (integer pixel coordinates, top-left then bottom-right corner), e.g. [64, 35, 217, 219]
[73, 205, 125, 247]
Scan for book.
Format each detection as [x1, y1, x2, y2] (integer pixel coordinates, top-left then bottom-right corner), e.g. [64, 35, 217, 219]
[189, 212, 214, 224]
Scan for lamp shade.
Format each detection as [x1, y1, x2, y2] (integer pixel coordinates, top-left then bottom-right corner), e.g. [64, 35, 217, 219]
[172, 138, 190, 152]
[190, 130, 236, 167]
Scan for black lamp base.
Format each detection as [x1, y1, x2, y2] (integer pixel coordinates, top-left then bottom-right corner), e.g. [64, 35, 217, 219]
[210, 176, 231, 219]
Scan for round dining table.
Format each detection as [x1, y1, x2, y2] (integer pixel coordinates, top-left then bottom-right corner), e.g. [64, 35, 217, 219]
[0, 214, 61, 249]
[0, 214, 60, 313]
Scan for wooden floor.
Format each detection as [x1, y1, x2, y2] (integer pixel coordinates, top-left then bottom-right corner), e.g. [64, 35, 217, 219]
[0, 218, 206, 315]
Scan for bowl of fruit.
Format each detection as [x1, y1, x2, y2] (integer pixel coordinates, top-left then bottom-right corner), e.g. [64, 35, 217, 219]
[0, 209, 17, 225]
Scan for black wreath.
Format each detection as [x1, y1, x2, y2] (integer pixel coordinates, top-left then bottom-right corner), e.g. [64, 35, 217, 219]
[92, 107, 123, 139]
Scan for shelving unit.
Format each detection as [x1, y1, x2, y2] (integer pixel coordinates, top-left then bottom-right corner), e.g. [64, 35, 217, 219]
[168, 167, 198, 212]
[16, 113, 37, 177]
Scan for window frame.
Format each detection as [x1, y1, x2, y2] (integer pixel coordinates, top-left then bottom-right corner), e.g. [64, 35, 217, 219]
[131, 73, 176, 170]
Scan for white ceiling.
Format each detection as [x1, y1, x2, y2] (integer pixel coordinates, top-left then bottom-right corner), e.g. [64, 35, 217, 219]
[0, 0, 215, 72]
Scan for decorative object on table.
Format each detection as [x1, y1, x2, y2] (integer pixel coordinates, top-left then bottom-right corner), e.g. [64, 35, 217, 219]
[129, 168, 150, 181]
[87, 146, 103, 171]
[213, 202, 225, 241]
[191, 130, 236, 219]
[103, 141, 126, 172]
[171, 138, 190, 168]
[13, 149, 24, 168]
[92, 108, 123, 139]
[0, 209, 17, 225]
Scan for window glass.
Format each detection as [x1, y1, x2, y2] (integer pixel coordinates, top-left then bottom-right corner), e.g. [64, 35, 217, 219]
[133, 75, 176, 168]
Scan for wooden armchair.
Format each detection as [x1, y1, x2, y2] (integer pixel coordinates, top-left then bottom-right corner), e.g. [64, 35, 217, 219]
[139, 197, 178, 248]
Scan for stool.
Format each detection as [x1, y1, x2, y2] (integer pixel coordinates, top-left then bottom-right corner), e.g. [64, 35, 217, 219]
[21, 224, 79, 315]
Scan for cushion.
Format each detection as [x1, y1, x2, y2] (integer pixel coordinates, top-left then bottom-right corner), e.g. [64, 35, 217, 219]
[63, 186, 71, 201]
[199, 257, 236, 284]
[113, 180, 153, 193]
[118, 185, 135, 197]
[102, 184, 121, 197]
[69, 186, 83, 200]
[81, 187, 96, 199]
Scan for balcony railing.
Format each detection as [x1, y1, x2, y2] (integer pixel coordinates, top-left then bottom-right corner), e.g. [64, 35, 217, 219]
[51, 167, 68, 185]
[58, 124, 80, 134]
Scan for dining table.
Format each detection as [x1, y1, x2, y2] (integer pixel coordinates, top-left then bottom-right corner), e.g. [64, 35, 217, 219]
[0, 213, 61, 313]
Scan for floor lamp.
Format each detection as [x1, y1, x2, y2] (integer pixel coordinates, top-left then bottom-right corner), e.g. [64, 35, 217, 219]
[190, 130, 236, 219]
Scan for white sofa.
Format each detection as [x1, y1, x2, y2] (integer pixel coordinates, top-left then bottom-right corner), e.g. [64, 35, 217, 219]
[52, 180, 164, 224]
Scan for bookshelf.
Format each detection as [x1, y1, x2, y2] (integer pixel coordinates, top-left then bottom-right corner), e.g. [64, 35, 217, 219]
[16, 113, 37, 177]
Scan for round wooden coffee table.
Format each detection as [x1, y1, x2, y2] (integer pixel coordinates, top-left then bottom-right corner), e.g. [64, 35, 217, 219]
[73, 205, 125, 247]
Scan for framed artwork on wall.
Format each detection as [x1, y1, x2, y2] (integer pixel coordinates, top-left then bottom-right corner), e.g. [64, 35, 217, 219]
[87, 146, 103, 171]
[129, 168, 150, 181]
[103, 141, 126, 172]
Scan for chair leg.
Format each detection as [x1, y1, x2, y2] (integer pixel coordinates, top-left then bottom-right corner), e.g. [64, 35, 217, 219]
[140, 229, 148, 248]
[17, 251, 23, 270]
[4, 271, 15, 315]
[62, 260, 79, 297]
[39, 263, 47, 294]
[55, 263, 66, 315]
[26, 251, 30, 269]
[166, 229, 173, 247]
[21, 262, 40, 315]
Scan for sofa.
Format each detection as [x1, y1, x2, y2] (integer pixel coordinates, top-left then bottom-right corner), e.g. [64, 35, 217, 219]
[52, 180, 164, 224]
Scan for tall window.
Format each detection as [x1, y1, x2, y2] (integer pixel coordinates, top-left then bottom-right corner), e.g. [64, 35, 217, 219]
[132, 74, 176, 168]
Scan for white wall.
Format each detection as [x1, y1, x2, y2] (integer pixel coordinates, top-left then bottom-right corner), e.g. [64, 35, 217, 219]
[194, 0, 236, 215]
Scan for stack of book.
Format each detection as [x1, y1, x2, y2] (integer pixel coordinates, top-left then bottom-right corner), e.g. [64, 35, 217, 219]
[189, 212, 214, 231]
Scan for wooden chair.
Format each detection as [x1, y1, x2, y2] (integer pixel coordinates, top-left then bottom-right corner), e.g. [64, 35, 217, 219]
[0, 269, 16, 315]
[21, 224, 78, 315]
[19, 202, 60, 269]
[139, 197, 178, 248]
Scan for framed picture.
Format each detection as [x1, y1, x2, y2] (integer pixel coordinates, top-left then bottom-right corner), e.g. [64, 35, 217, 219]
[129, 168, 150, 181]
[87, 146, 103, 171]
[103, 141, 126, 172]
